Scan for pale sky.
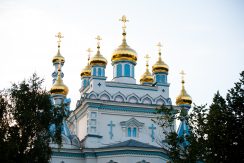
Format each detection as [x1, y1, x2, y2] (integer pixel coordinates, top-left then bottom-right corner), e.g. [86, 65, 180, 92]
[0, 0, 243, 109]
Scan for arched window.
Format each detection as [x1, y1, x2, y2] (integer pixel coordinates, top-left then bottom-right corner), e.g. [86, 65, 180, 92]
[98, 68, 102, 76]
[93, 68, 96, 76]
[124, 64, 130, 77]
[133, 127, 137, 137]
[116, 64, 122, 77]
[128, 127, 131, 137]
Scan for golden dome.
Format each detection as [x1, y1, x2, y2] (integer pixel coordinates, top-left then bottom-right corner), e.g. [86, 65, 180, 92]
[90, 50, 107, 67]
[50, 68, 69, 96]
[152, 42, 168, 73]
[111, 15, 137, 64]
[80, 48, 92, 77]
[140, 54, 154, 84]
[89, 36, 107, 67]
[176, 80, 192, 106]
[140, 69, 154, 84]
[112, 38, 137, 64]
[52, 48, 65, 64]
[80, 63, 91, 77]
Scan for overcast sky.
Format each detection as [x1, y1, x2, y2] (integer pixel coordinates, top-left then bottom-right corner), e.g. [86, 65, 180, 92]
[0, 0, 243, 109]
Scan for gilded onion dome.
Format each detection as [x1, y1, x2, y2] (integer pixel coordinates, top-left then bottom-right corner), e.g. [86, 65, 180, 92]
[80, 62, 91, 77]
[176, 71, 192, 106]
[89, 35, 107, 67]
[80, 48, 92, 77]
[111, 15, 137, 64]
[152, 42, 168, 73]
[52, 32, 65, 64]
[140, 54, 154, 84]
[50, 65, 69, 96]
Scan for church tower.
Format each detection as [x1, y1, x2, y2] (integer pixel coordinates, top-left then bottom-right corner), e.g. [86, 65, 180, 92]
[80, 48, 92, 90]
[90, 35, 107, 78]
[140, 54, 154, 85]
[51, 32, 65, 84]
[176, 70, 192, 147]
[50, 32, 69, 106]
[152, 42, 169, 85]
[111, 15, 137, 84]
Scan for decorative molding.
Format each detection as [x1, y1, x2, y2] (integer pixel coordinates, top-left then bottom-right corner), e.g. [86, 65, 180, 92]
[98, 90, 112, 101]
[141, 94, 153, 104]
[113, 91, 126, 102]
[127, 93, 140, 103]
[87, 91, 98, 99]
[154, 95, 166, 105]
[52, 149, 169, 159]
[89, 103, 156, 114]
[106, 82, 158, 91]
[120, 117, 144, 128]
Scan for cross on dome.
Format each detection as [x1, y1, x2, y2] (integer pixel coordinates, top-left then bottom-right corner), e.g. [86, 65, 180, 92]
[119, 15, 129, 29]
[86, 48, 93, 61]
[180, 70, 186, 82]
[95, 35, 102, 49]
[55, 32, 64, 48]
[156, 42, 162, 54]
[144, 54, 150, 67]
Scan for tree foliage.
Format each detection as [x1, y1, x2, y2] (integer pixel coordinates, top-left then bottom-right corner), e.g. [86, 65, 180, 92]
[0, 74, 66, 163]
[155, 71, 244, 162]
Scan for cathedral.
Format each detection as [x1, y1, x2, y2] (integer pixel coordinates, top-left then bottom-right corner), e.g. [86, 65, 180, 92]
[49, 15, 192, 163]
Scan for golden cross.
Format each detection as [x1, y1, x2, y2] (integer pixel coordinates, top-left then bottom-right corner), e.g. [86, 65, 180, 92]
[119, 15, 129, 27]
[55, 32, 64, 47]
[87, 48, 93, 61]
[145, 54, 150, 64]
[156, 42, 162, 53]
[95, 35, 102, 47]
[180, 70, 186, 80]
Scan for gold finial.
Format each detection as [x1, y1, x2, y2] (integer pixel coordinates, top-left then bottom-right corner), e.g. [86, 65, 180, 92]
[119, 15, 129, 38]
[180, 70, 186, 86]
[180, 70, 186, 81]
[156, 42, 162, 55]
[87, 48, 93, 61]
[145, 54, 150, 68]
[55, 32, 64, 48]
[95, 35, 102, 50]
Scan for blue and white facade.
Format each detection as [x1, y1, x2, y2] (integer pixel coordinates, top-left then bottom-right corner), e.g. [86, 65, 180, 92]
[48, 17, 193, 163]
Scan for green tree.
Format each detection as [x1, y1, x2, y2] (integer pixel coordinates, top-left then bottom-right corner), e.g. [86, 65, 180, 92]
[0, 74, 66, 163]
[155, 71, 244, 162]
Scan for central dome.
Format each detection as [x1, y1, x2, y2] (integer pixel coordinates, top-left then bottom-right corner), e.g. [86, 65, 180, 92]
[112, 38, 137, 64]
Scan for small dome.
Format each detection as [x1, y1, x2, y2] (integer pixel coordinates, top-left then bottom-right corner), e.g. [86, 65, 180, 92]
[89, 50, 107, 67]
[140, 70, 154, 84]
[176, 80, 192, 106]
[52, 49, 65, 64]
[80, 63, 91, 77]
[112, 38, 137, 64]
[152, 53, 168, 73]
[50, 70, 69, 96]
[140, 54, 154, 84]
